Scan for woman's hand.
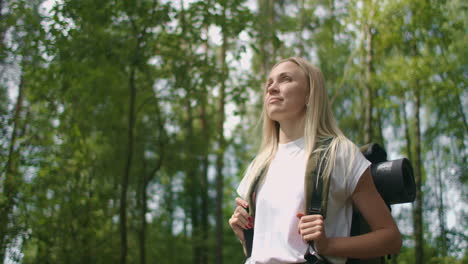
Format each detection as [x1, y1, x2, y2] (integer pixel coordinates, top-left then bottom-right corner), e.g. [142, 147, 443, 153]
[297, 213, 329, 254]
[294, 168, 401, 259]
[229, 197, 254, 243]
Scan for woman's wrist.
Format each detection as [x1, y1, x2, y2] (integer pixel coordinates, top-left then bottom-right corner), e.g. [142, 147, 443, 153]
[315, 238, 331, 255]
[240, 239, 248, 256]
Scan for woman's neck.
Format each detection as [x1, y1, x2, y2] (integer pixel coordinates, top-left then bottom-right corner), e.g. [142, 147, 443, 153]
[278, 116, 305, 144]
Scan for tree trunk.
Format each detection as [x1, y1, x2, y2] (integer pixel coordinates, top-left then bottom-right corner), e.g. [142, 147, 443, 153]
[363, 22, 373, 144]
[0, 0, 5, 54]
[258, 0, 267, 78]
[257, 0, 276, 78]
[375, 99, 384, 148]
[412, 81, 424, 264]
[120, 65, 136, 264]
[297, 0, 305, 57]
[0, 75, 25, 262]
[215, 5, 227, 264]
[200, 132, 209, 264]
[166, 178, 175, 263]
[139, 178, 148, 264]
[200, 21, 211, 264]
[178, 2, 202, 263]
[268, 0, 276, 62]
[187, 94, 201, 264]
[139, 94, 165, 264]
[401, 100, 412, 162]
[434, 149, 447, 257]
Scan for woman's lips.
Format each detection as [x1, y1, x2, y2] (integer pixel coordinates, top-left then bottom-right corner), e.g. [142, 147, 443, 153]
[268, 97, 282, 103]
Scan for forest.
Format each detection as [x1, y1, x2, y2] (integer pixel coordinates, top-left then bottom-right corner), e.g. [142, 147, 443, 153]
[0, 0, 466, 263]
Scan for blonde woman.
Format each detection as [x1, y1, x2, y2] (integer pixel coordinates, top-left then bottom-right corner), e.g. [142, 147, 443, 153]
[228, 57, 402, 264]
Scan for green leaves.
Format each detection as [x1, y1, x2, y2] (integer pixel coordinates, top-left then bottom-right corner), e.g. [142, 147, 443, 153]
[0, 0, 466, 263]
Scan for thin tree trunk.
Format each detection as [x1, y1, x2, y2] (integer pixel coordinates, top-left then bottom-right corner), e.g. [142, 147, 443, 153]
[434, 149, 447, 257]
[297, 0, 305, 57]
[258, 0, 267, 78]
[139, 165, 164, 264]
[120, 64, 137, 264]
[402, 100, 413, 162]
[257, 0, 276, 78]
[455, 93, 467, 165]
[139, 178, 148, 264]
[0, 0, 3, 20]
[215, 5, 227, 264]
[200, 131, 209, 264]
[187, 95, 201, 264]
[0, 75, 25, 262]
[81, 176, 93, 264]
[167, 178, 175, 264]
[0, 0, 6, 56]
[200, 20, 211, 264]
[410, 39, 424, 264]
[376, 106, 384, 147]
[412, 81, 424, 264]
[363, 21, 373, 143]
[268, 0, 276, 65]
[178, 2, 201, 262]
[139, 94, 165, 264]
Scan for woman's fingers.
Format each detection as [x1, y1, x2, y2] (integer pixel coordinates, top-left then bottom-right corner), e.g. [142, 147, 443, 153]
[299, 218, 324, 230]
[235, 197, 249, 208]
[300, 223, 324, 235]
[296, 213, 329, 252]
[299, 214, 323, 222]
[302, 231, 323, 242]
[229, 216, 248, 230]
[233, 215, 249, 229]
[230, 206, 254, 229]
[228, 217, 246, 242]
[235, 204, 251, 221]
[229, 198, 254, 242]
[297, 214, 325, 240]
[229, 197, 253, 233]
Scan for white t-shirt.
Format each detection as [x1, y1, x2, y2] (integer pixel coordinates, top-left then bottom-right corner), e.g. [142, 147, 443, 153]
[236, 137, 371, 264]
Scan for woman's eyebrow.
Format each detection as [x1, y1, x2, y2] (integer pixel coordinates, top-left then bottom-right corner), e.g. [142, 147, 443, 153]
[267, 72, 293, 81]
[278, 72, 292, 78]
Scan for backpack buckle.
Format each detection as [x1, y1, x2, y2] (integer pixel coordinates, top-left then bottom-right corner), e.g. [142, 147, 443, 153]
[308, 207, 322, 215]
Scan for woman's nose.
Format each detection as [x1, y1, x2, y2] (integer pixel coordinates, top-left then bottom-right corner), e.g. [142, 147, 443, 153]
[267, 82, 279, 94]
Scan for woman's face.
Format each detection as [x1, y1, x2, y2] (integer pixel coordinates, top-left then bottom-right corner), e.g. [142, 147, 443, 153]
[264, 61, 309, 123]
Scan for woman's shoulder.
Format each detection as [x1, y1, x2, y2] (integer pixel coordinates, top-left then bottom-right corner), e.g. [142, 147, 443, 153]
[332, 136, 370, 172]
[332, 136, 360, 157]
[331, 137, 371, 195]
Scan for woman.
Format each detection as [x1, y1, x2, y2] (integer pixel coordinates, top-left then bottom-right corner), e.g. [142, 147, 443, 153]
[228, 57, 402, 264]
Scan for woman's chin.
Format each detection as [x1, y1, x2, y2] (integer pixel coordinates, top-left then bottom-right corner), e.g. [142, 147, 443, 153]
[266, 111, 282, 121]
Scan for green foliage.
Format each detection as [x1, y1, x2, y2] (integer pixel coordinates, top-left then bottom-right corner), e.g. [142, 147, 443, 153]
[0, 0, 465, 263]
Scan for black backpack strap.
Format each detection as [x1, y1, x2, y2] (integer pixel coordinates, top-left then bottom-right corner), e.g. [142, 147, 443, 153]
[246, 165, 269, 219]
[307, 151, 328, 216]
[305, 137, 333, 217]
[305, 137, 334, 263]
[243, 165, 269, 258]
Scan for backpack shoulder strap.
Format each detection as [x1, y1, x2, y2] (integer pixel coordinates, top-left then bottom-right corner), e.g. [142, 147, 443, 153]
[304, 137, 334, 263]
[304, 137, 334, 218]
[246, 165, 268, 219]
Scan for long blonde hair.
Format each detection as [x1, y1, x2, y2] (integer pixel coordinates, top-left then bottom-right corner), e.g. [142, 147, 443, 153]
[245, 57, 355, 200]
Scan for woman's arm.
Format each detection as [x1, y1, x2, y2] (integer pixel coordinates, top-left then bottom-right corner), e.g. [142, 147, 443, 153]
[298, 168, 402, 258]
